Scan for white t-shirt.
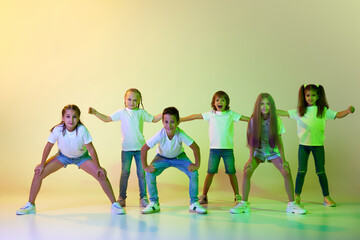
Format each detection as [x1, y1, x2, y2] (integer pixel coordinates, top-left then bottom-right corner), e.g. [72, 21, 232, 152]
[146, 128, 194, 159]
[251, 116, 285, 155]
[48, 124, 93, 158]
[288, 106, 337, 146]
[110, 108, 154, 151]
[202, 110, 242, 149]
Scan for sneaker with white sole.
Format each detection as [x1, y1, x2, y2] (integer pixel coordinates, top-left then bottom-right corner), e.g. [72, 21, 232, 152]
[286, 201, 307, 214]
[198, 195, 208, 204]
[139, 196, 150, 207]
[230, 201, 250, 214]
[189, 201, 207, 214]
[142, 202, 160, 214]
[323, 196, 336, 207]
[111, 202, 126, 215]
[16, 202, 36, 215]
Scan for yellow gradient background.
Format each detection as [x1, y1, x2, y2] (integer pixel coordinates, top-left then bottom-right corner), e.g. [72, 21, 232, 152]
[1, 0, 359, 204]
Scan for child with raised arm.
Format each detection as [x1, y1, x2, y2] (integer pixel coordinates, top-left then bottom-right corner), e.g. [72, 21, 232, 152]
[230, 93, 306, 214]
[181, 90, 249, 205]
[89, 88, 161, 207]
[16, 105, 124, 215]
[141, 107, 207, 214]
[277, 84, 355, 207]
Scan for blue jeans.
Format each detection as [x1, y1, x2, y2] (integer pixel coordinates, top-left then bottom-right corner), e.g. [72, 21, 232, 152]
[295, 145, 329, 196]
[208, 149, 236, 174]
[119, 151, 147, 199]
[146, 153, 199, 204]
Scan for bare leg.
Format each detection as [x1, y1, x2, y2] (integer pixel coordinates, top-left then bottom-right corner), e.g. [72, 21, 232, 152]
[80, 160, 116, 203]
[242, 158, 261, 202]
[272, 157, 295, 202]
[29, 156, 64, 204]
[202, 173, 215, 196]
[228, 174, 240, 196]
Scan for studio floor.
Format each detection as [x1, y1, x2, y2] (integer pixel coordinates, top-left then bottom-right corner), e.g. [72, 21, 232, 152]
[1, 191, 359, 240]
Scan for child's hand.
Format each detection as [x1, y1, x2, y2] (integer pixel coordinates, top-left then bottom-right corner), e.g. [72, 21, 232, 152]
[34, 164, 45, 175]
[282, 161, 290, 170]
[349, 106, 355, 113]
[88, 107, 96, 115]
[144, 164, 156, 173]
[188, 163, 199, 172]
[97, 167, 107, 177]
[244, 158, 253, 171]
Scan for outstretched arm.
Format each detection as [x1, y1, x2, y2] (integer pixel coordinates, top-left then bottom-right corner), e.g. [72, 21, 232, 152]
[188, 141, 200, 172]
[276, 109, 290, 117]
[335, 106, 355, 119]
[180, 114, 203, 122]
[141, 144, 155, 173]
[152, 113, 162, 123]
[240, 115, 250, 122]
[88, 107, 112, 122]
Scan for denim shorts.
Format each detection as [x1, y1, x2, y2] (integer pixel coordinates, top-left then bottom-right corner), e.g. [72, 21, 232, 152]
[208, 149, 236, 174]
[56, 151, 92, 168]
[253, 150, 280, 162]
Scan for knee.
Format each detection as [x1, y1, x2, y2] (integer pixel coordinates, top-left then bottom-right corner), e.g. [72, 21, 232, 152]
[281, 166, 291, 177]
[96, 172, 108, 182]
[297, 170, 307, 177]
[189, 170, 199, 179]
[146, 172, 155, 181]
[33, 173, 45, 181]
[243, 166, 253, 178]
[121, 170, 131, 178]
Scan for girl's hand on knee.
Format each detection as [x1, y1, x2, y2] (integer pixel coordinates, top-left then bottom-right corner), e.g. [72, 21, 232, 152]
[144, 164, 155, 173]
[97, 167, 107, 177]
[244, 159, 253, 171]
[188, 163, 199, 172]
[34, 164, 45, 175]
[282, 161, 290, 169]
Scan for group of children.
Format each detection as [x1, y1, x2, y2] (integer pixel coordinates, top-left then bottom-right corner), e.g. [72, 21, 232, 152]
[16, 85, 355, 216]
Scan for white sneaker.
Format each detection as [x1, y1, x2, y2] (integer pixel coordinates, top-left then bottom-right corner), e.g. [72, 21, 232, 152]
[230, 201, 250, 214]
[286, 201, 307, 214]
[16, 202, 36, 215]
[189, 201, 207, 214]
[142, 202, 160, 214]
[111, 202, 126, 215]
[139, 196, 150, 207]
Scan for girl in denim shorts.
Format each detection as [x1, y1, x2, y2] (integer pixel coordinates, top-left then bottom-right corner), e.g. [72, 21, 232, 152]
[231, 93, 306, 214]
[16, 105, 124, 215]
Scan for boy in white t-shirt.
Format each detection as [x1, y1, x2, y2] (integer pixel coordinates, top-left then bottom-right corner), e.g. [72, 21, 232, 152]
[181, 91, 249, 205]
[141, 107, 207, 214]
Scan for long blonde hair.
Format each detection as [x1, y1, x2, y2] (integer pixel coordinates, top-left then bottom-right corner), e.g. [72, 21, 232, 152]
[247, 93, 278, 148]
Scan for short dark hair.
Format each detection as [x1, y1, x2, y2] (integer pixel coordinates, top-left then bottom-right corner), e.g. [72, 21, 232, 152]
[162, 107, 180, 122]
